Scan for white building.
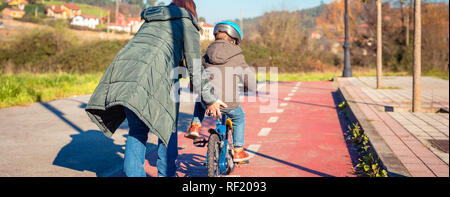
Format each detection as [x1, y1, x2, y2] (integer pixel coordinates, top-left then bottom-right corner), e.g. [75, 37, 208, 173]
[127, 17, 144, 34]
[199, 21, 215, 41]
[107, 24, 127, 32]
[310, 31, 322, 40]
[71, 15, 100, 29]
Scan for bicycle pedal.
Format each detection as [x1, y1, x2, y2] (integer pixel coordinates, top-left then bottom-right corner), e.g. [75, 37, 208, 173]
[193, 137, 208, 148]
[236, 161, 249, 165]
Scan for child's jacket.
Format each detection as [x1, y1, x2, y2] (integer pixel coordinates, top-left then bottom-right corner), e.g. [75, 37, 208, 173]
[202, 39, 257, 110]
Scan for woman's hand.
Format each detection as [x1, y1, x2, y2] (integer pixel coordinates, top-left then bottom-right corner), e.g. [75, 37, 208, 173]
[206, 100, 228, 119]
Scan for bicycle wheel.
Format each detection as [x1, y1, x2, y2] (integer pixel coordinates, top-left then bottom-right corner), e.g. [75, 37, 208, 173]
[226, 122, 235, 174]
[207, 134, 221, 177]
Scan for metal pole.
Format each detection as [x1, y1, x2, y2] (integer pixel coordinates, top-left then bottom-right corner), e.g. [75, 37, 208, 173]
[412, 0, 421, 112]
[343, 0, 353, 77]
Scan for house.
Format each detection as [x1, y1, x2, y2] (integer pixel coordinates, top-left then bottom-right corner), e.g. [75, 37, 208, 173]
[45, 4, 81, 19]
[1, 7, 25, 19]
[199, 21, 214, 41]
[5, 0, 28, 10]
[107, 23, 125, 32]
[105, 13, 126, 32]
[46, 5, 66, 19]
[71, 14, 99, 29]
[310, 31, 322, 40]
[106, 14, 144, 33]
[64, 4, 81, 19]
[127, 17, 144, 33]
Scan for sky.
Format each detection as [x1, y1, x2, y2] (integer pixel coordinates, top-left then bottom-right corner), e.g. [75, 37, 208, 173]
[157, 0, 335, 24]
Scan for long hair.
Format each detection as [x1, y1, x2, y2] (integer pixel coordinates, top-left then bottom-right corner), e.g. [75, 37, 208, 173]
[171, 0, 198, 21]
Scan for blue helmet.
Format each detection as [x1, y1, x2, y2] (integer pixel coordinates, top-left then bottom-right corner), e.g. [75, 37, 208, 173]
[214, 21, 242, 44]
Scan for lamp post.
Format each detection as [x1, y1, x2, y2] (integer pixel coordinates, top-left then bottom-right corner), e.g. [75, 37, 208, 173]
[343, 0, 353, 77]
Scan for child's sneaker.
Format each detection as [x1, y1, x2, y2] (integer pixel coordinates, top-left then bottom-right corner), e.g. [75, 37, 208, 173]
[233, 148, 250, 163]
[184, 122, 201, 139]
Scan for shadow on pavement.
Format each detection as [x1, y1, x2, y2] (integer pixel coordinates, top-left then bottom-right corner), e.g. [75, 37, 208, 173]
[143, 147, 207, 177]
[139, 112, 209, 177]
[176, 152, 207, 177]
[278, 98, 337, 110]
[41, 101, 127, 177]
[52, 130, 125, 176]
[332, 91, 360, 174]
[244, 148, 335, 177]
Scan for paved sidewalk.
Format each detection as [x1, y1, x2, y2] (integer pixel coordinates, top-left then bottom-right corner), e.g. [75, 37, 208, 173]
[337, 77, 449, 177]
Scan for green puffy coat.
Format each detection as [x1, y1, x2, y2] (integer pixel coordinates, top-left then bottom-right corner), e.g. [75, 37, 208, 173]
[85, 5, 217, 146]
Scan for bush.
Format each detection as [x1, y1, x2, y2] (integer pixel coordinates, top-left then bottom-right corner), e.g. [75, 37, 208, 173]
[53, 39, 127, 73]
[0, 27, 127, 74]
[0, 27, 75, 73]
[239, 11, 341, 73]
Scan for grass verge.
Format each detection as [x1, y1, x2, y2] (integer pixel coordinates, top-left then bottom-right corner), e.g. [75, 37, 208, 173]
[1, 70, 448, 109]
[258, 69, 448, 82]
[0, 73, 102, 108]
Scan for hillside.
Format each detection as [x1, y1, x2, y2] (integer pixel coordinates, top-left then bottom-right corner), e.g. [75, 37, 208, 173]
[230, 4, 326, 38]
[43, 0, 144, 18]
[43, 1, 108, 18]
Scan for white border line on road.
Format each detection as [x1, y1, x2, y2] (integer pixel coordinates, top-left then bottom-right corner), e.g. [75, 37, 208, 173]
[257, 83, 267, 91]
[268, 116, 279, 123]
[258, 128, 272, 136]
[246, 144, 261, 159]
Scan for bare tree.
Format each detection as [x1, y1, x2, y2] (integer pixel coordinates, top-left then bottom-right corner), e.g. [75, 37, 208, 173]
[362, 0, 383, 89]
[115, 0, 119, 24]
[406, 0, 412, 46]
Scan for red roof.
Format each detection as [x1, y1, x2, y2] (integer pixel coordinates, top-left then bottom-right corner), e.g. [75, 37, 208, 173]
[2, 7, 24, 14]
[46, 5, 64, 13]
[80, 14, 98, 19]
[64, 4, 81, 10]
[128, 17, 141, 22]
[200, 22, 214, 28]
[360, 24, 369, 28]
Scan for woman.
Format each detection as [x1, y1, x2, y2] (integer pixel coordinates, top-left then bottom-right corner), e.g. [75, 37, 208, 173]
[85, 0, 226, 177]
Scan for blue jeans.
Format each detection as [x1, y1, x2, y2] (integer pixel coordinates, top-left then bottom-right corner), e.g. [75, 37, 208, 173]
[192, 102, 246, 148]
[123, 108, 178, 177]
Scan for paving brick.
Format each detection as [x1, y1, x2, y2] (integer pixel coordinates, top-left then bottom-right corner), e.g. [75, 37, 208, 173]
[404, 163, 435, 177]
[421, 155, 447, 165]
[427, 164, 449, 177]
[398, 155, 422, 164]
[338, 77, 449, 177]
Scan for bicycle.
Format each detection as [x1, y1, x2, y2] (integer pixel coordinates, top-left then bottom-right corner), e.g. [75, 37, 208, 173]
[193, 114, 247, 177]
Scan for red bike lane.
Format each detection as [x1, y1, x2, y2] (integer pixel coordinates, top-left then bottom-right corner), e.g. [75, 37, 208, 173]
[119, 81, 355, 177]
[168, 81, 356, 177]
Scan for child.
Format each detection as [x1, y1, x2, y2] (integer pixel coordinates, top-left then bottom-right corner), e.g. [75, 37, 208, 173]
[184, 21, 257, 163]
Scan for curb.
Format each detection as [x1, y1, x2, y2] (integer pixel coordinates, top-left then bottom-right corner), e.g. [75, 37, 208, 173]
[334, 79, 411, 177]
